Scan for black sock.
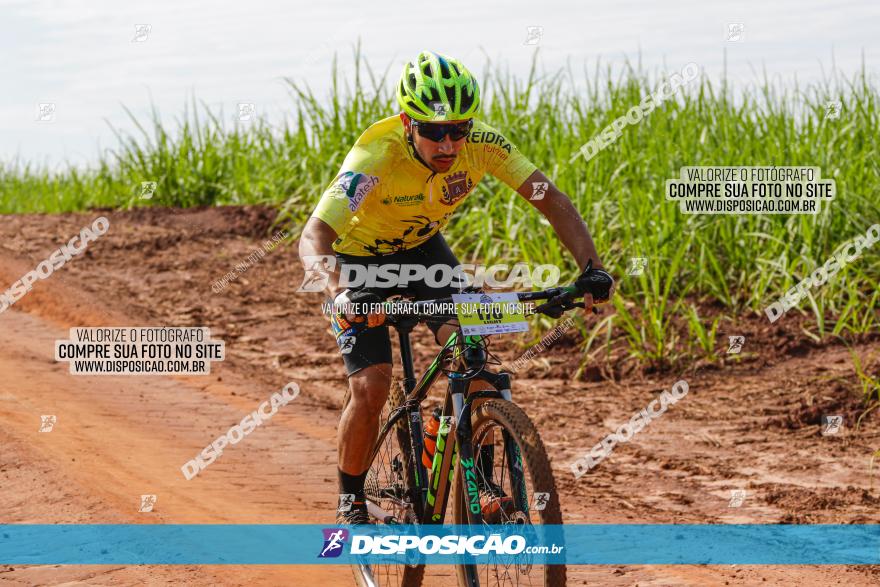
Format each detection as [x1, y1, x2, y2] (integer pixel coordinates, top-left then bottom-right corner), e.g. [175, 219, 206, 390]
[338, 468, 368, 500]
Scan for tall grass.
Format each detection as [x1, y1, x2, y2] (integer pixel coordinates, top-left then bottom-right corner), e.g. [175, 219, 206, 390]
[2, 49, 878, 371]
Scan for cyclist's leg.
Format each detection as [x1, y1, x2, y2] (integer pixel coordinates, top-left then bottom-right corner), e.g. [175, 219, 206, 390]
[333, 321, 394, 522]
[339, 362, 393, 475]
[333, 321, 393, 522]
[331, 253, 400, 522]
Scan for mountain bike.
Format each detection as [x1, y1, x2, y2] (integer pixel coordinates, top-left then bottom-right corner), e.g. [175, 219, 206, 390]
[346, 264, 606, 587]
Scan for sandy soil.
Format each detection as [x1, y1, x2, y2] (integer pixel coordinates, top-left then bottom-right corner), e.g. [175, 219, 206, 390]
[0, 206, 877, 586]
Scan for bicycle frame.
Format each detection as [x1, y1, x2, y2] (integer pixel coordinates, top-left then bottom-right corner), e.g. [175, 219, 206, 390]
[356, 277, 600, 586]
[368, 315, 528, 528]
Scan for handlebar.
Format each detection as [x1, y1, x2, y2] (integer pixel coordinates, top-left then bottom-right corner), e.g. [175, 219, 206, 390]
[380, 260, 607, 325]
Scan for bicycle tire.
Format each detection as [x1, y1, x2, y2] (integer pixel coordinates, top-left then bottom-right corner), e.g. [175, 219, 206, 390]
[348, 380, 426, 587]
[452, 399, 566, 587]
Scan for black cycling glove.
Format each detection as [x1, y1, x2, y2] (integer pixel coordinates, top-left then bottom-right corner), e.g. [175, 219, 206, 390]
[576, 265, 614, 304]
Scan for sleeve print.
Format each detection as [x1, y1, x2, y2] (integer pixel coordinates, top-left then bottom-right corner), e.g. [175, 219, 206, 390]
[311, 171, 379, 233]
[470, 124, 538, 191]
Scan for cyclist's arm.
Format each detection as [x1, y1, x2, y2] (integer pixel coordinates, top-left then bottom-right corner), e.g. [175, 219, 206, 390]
[298, 216, 345, 300]
[473, 121, 604, 273]
[515, 170, 604, 273]
[303, 152, 382, 299]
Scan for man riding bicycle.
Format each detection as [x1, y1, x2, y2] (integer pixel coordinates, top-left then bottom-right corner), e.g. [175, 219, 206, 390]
[298, 51, 614, 525]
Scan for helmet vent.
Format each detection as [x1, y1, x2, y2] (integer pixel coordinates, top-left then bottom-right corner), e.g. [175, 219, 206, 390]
[459, 89, 474, 113]
[397, 52, 480, 120]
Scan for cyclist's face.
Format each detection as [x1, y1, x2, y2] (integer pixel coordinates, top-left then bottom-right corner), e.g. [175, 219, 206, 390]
[401, 113, 470, 173]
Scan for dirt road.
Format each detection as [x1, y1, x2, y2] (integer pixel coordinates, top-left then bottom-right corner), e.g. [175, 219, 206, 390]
[1, 207, 877, 586]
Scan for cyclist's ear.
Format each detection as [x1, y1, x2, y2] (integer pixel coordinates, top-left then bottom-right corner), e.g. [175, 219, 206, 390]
[399, 112, 411, 132]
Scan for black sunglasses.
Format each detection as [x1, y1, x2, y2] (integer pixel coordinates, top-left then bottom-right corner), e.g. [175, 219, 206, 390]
[412, 119, 472, 142]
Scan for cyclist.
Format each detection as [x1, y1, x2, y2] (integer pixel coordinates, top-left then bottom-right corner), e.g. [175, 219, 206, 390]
[298, 51, 614, 524]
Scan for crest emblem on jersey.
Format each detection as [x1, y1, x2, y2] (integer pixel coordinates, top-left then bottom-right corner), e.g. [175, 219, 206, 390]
[440, 171, 474, 205]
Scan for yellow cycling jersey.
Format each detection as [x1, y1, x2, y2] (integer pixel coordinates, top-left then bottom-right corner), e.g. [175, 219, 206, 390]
[311, 115, 538, 256]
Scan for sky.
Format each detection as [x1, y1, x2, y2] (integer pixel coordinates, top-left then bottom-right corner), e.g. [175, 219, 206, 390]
[2, 0, 877, 168]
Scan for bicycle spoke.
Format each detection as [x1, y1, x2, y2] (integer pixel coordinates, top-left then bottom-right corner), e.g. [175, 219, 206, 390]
[470, 419, 549, 586]
[357, 389, 423, 587]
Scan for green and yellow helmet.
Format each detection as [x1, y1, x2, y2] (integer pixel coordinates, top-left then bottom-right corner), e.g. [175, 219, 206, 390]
[396, 51, 481, 122]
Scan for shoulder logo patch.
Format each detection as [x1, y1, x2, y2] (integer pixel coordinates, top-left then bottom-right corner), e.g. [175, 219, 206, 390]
[337, 172, 379, 212]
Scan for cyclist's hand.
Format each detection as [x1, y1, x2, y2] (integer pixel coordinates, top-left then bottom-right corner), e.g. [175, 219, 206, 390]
[334, 289, 386, 328]
[576, 265, 615, 306]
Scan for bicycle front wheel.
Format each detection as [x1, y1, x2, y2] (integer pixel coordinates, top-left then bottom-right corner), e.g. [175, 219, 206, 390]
[352, 380, 425, 587]
[452, 399, 566, 587]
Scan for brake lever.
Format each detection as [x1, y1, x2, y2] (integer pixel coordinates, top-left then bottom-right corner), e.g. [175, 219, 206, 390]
[535, 290, 574, 318]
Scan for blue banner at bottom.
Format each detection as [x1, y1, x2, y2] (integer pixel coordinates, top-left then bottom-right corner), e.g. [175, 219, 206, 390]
[0, 524, 877, 565]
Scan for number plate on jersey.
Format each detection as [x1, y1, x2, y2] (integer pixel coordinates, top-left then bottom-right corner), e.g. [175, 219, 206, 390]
[451, 293, 528, 336]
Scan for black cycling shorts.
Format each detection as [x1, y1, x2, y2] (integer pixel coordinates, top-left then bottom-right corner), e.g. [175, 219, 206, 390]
[331, 232, 463, 376]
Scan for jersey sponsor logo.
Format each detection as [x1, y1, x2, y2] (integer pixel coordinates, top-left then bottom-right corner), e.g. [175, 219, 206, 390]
[483, 143, 510, 161]
[381, 193, 425, 206]
[336, 171, 379, 212]
[467, 130, 513, 153]
[440, 171, 474, 206]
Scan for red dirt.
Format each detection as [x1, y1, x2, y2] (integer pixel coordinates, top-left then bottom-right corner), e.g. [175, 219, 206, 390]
[1, 206, 878, 586]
